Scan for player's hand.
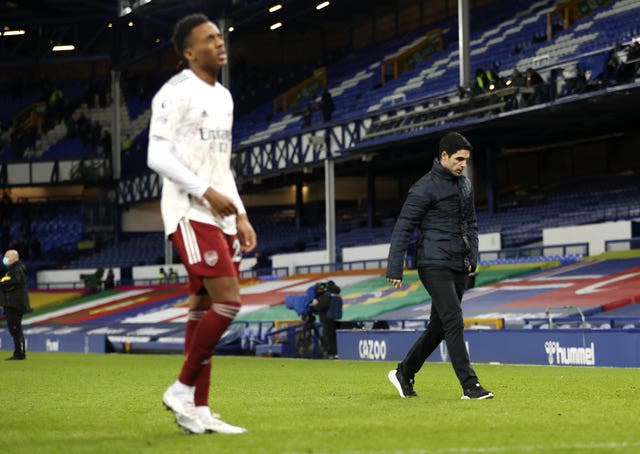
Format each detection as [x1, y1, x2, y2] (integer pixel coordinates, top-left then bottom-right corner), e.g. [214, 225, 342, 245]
[203, 188, 238, 217]
[236, 214, 257, 253]
[387, 278, 402, 289]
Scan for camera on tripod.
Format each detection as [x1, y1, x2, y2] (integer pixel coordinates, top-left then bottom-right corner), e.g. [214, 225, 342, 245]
[285, 280, 343, 358]
[285, 280, 342, 320]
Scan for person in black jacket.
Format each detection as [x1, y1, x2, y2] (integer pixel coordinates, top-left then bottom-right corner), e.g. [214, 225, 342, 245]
[1, 249, 32, 360]
[310, 280, 342, 358]
[386, 132, 493, 400]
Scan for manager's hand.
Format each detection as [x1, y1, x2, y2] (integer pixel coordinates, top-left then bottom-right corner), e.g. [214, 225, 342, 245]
[387, 278, 402, 289]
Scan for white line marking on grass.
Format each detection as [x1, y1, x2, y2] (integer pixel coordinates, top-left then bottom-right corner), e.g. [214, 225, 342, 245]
[307, 440, 640, 454]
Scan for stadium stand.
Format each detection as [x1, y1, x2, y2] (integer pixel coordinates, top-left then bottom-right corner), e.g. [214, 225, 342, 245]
[4, 0, 638, 172]
[2, 0, 640, 374]
[1, 0, 639, 277]
[3, 0, 639, 166]
[66, 233, 165, 269]
[232, 0, 640, 146]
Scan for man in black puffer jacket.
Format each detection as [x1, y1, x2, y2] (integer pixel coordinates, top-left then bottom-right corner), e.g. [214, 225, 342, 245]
[386, 132, 493, 400]
[1, 249, 32, 360]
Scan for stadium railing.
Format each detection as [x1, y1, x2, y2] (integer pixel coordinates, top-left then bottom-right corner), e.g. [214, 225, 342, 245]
[523, 316, 640, 330]
[295, 258, 391, 274]
[478, 242, 588, 264]
[239, 267, 289, 279]
[605, 237, 640, 251]
[37, 281, 88, 290]
[35, 268, 290, 290]
[1, 157, 111, 186]
[294, 242, 588, 274]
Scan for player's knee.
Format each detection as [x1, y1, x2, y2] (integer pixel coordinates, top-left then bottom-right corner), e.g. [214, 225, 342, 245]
[212, 301, 240, 320]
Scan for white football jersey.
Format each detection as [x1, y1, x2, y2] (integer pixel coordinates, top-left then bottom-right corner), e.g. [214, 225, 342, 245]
[148, 69, 245, 237]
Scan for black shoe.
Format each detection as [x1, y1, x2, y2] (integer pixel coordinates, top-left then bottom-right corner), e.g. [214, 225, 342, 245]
[5, 355, 26, 361]
[388, 366, 417, 398]
[461, 383, 493, 400]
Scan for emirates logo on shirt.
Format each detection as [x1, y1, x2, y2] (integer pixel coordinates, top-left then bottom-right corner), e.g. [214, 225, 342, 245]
[204, 250, 219, 267]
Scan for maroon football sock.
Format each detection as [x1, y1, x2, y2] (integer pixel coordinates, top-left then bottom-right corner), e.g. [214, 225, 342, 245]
[184, 310, 211, 405]
[194, 362, 212, 407]
[179, 301, 240, 386]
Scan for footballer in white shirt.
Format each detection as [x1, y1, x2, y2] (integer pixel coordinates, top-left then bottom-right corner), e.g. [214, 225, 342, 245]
[147, 13, 256, 435]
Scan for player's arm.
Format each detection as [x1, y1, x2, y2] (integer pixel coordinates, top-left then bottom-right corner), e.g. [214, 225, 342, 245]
[386, 178, 432, 286]
[221, 171, 256, 251]
[146, 137, 237, 217]
[467, 184, 479, 272]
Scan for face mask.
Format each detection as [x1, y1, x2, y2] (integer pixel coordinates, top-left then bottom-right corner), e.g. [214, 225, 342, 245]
[2, 257, 10, 267]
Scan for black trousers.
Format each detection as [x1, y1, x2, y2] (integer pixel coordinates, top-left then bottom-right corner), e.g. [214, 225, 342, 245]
[399, 266, 478, 388]
[320, 316, 338, 356]
[3, 306, 26, 358]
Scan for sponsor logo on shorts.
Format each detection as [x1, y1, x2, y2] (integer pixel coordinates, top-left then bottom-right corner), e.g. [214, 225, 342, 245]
[204, 250, 219, 267]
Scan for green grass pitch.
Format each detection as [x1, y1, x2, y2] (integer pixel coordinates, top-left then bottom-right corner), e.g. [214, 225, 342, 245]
[0, 353, 638, 453]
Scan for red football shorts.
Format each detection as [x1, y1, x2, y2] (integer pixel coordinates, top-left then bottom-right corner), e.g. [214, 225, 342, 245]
[171, 218, 241, 294]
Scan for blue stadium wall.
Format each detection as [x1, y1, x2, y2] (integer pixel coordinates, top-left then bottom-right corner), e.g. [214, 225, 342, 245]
[4, 325, 640, 367]
[337, 329, 640, 367]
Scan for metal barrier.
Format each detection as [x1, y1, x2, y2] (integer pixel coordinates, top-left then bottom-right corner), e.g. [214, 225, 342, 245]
[605, 237, 640, 252]
[545, 305, 587, 329]
[36, 281, 88, 290]
[524, 315, 640, 330]
[294, 243, 588, 274]
[295, 258, 390, 274]
[34, 269, 291, 290]
[479, 242, 588, 263]
[36, 277, 186, 290]
[2, 157, 111, 186]
[239, 267, 289, 279]
[130, 277, 187, 285]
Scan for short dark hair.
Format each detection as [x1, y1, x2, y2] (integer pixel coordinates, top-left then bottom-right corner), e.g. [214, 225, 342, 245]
[439, 132, 473, 156]
[172, 13, 210, 57]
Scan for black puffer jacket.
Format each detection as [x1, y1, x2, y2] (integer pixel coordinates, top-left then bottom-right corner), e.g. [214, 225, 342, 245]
[387, 158, 478, 279]
[0, 261, 32, 314]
